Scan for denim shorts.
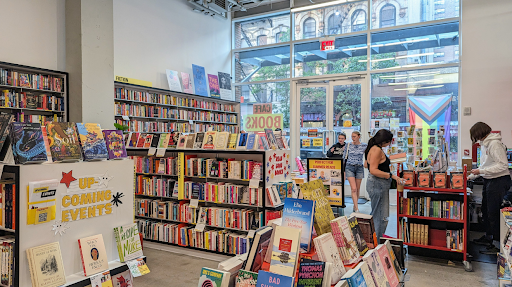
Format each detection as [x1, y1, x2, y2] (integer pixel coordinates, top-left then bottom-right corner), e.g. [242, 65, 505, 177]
[345, 164, 364, 179]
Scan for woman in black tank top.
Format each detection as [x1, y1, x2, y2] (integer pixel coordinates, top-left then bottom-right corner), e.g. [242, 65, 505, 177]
[364, 129, 405, 239]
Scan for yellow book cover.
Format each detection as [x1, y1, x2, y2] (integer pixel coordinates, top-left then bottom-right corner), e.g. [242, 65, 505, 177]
[227, 133, 238, 150]
[300, 179, 335, 235]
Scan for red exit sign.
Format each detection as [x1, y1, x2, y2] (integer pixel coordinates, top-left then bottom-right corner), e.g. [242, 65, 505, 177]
[321, 40, 334, 51]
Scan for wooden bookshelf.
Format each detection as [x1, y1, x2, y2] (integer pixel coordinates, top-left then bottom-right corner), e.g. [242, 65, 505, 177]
[0, 61, 68, 123]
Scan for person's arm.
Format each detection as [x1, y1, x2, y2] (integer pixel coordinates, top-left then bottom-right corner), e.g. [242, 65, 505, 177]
[479, 142, 509, 176]
[326, 144, 335, 157]
[368, 147, 400, 181]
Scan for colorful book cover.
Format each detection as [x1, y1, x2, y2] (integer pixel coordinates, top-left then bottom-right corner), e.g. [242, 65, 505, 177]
[237, 133, 248, 150]
[269, 225, 301, 277]
[313, 233, 346, 285]
[143, 134, 153, 148]
[256, 270, 294, 287]
[26, 242, 66, 287]
[112, 270, 133, 287]
[340, 265, 366, 287]
[158, 133, 170, 149]
[181, 72, 194, 94]
[383, 240, 403, 280]
[128, 132, 139, 147]
[215, 131, 229, 149]
[363, 249, 389, 287]
[41, 126, 53, 163]
[360, 261, 377, 287]
[46, 122, 81, 162]
[126, 257, 150, 277]
[218, 72, 232, 100]
[330, 217, 359, 265]
[113, 223, 143, 262]
[376, 245, 399, 287]
[235, 270, 258, 287]
[257, 132, 269, 150]
[102, 130, 127, 159]
[76, 123, 108, 161]
[227, 133, 238, 150]
[297, 259, 327, 287]
[300, 179, 335, 235]
[246, 133, 257, 150]
[192, 64, 208, 97]
[166, 69, 182, 92]
[78, 234, 108, 276]
[150, 134, 160, 148]
[194, 132, 204, 149]
[198, 267, 230, 287]
[90, 270, 113, 287]
[282, 198, 315, 253]
[136, 133, 147, 148]
[0, 114, 13, 156]
[208, 74, 221, 99]
[348, 216, 369, 256]
[177, 135, 187, 149]
[10, 122, 47, 164]
[203, 131, 217, 149]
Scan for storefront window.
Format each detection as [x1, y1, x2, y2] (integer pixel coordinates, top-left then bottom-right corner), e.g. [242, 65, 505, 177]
[234, 14, 290, 49]
[234, 45, 290, 83]
[370, 67, 459, 161]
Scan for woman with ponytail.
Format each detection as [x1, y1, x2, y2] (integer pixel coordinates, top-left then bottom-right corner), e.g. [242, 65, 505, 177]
[364, 129, 405, 239]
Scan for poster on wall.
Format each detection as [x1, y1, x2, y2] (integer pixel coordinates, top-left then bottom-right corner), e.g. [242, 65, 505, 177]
[208, 74, 221, 99]
[165, 69, 182, 92]
[218, 72, 232, 101]
[192, 64, 208, 97]
[307, 158, 344, 206]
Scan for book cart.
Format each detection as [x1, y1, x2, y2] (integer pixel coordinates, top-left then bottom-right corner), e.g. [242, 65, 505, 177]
[1, 160, 136, 287]
[396, 164, 471, 272]
[129, 147, 289, 256]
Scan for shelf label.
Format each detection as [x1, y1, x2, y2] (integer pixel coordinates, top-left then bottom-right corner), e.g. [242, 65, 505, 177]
[156, 148, 166, 157]
[190, 199, 199, 208]
[249, 179, 259, 189]
[147, 147, 156, 156]
[195, 223, 205, 232]
[122, 115, 130, 121]
[189, 120, 194, 125]
[115, 75, 152, 87]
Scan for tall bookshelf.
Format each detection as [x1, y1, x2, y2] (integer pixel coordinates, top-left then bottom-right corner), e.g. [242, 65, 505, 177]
[0, 61, 68, 123]
[114, 81, 239, 134]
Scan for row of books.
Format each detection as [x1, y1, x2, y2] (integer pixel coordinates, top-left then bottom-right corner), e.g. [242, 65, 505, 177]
[4, 120, 128, 164]
[0, 183, 15, 230]
[399, 220, 464, 250]
[402, 170, 465, 189]
[115, 102, 238, 123]
[0, 90, 65, 111]
[184, 182, 262, 206]
[0, 69, 63, 92]
[115, 87, 236, 112]
[399, 196, 464, 220]
[135, 176, 176, 197]
[116, 118, 239, 133]
[133, 156, 178, 175]
[184, 156, 262, 180]
[137, 219, 249, 255]
[0, 236, 14, 286]
[27, 223, 145, 287]
[13, 113, 63, 124]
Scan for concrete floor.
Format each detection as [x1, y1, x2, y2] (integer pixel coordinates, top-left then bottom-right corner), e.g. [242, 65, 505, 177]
[134, 191, 499, 287]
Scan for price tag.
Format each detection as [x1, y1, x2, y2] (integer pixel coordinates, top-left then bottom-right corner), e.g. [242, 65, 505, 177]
[189, 120, 194, 125]
[247, 230, 256, 237]
[249, 179, 259, 188]
[156, 148, 166, 157]
[195, 223, 205, 232]
[190, 198, 199, 208]
[122, 115, 130, 121]
[147, 147, 156, 156]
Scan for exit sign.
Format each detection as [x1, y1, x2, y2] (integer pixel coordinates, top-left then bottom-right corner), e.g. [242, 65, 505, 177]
[320, 37, 335, 51]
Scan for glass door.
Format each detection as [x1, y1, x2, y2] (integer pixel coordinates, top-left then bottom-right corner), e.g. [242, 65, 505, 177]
[330, 79, 364, 145]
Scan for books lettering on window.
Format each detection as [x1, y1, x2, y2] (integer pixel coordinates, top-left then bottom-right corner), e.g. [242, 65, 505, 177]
[46, 122, 81, 162]
[113, 223, 143, 262]
[256, 270, 294, 287]
[10, 122, 48, 164]
[313, 232, 346, 285]
[103, 130, 128, 159]
[282, 198, 315, 253]
[26, 242, 67, 287]
[300, 179, 335, 235]
[198, 267, 230, 287]
[76, 123, 108, 161]
[78, 234, 108, 276]
[112, 269, 134, 287]
[269, 225, 301, 277]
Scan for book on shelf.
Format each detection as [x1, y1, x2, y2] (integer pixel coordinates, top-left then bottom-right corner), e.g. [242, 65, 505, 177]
[417, 171, 431, 187]
[0, 114, 13, 159]
[177, 134, 187, 149]
[113, 223, 143, 262]
[237, 133, 248, 150]
[400, 195, 464, 220]
[90, 270, 113, 287]
[150, 134, 160, 148]
[135, 133, 146, 148]
[347, 215, 369, 256]
[376, 244, 399, 287]
[382, 239, 403, 280]
[208, 74, 221, 99]
[235, 270, 258, 287]
[265, 129, 278, 150]
[450, 172, 464, 189]
[297, 258, 332, 287]
[185, 134, 195, 149]
[269, 225, 301, 277]
[340, 261, 374, 287]
[246, 133, 257, 151]
[0, 68, 63, 91]
[300, 179, 335, 235]
[76, 123, 109, 161]
[142, 134, 153, 148]
[112, 269, 133, 287]
[313, 232, 346, 285]
[352, 212, 376, 248]
[257, 132, 270, 150]
[181, 72, 194, 94]
[103, 129, 128, 159]
[256, 270, 294, 287]
[194, 132, 205, 149]
[244, 226, 273, 272]
[198, 267, 230, 287]
[0, 236, 14, 286]
[274, 131, 284, 150]
[10, 122, 48, 164]
[433, 172, 447, 188]
[379, 237, 405, 271]
[362, 248, 389, 287]
[157, 133, 170, 149]
[192, 64, 208, 97]
[166, 69, 182, 92]
[26, 242, 67, 287]
[78, 234, 108, 276]
[330, 216, 360, 265]
[41, 126, 52, 162]
[45, 122, 81, 162]
[203, 131, 216, 149]
[168, 132, 180, 148]
[282, 198, 315, 253]
[266, 186, 282, 207]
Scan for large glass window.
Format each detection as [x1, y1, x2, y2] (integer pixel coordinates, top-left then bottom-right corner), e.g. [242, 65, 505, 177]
[234, 45, 290, 83]
[380, 4, 396, 28]
[303, 18, 316, 39]
[294, 34, 367, 77]
[351, 9, 367, 32]
[234, 14, 290, 49]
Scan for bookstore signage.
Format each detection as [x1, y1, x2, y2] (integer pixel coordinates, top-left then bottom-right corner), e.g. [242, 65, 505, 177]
[307, 158, 344, 206]
[244, 113, 283, 132]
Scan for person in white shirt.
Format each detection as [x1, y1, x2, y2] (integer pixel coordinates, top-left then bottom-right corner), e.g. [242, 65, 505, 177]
[470, 122, 511, 254]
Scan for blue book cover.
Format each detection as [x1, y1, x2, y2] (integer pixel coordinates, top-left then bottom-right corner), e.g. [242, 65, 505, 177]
[238, 133, 248, 148]
[342, 267, 367, 287]
[192, 64, 208, 97]
[282, 198, 316, 253]
[256, 270, 294, 287]
[246, 133, 256, 150]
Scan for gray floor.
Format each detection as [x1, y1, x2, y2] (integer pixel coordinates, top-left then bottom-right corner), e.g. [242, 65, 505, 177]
[134, 191, 499, 287]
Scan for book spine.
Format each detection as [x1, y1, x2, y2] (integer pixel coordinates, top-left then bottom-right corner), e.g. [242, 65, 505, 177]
[78, 239, 87, 276]
[113, 228, 124, 262]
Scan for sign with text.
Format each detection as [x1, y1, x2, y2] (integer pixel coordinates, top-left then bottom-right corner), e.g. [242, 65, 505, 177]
[244, 113, 283, 132]
[308, 129, 318, 137]
[320, 37, 335, 51]
[253, 103, 272, 114]
[307, 158, 344, 206]
[302, 139, 310, 147]
[313, 138, 323, 147]
[115, 76, 152, 87]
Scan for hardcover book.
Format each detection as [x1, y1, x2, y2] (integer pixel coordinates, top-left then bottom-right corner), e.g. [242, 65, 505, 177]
[244, 226, 273, 272]
[26, 242, 66, 287]
[402, 170, 415, 187]
[362, 249, 389, 287]
[208, 74, 221, 99]
[113, 223, 143, 262]
[128, 132, 139, 147]
[313, 233, 346, 285]
[198, 268, 230, 287]
[177, 135, 187, 149]
[300, 179, 335, 235]
[297, 259, 331, 287]
[194, 132, 204, 149]
[76, 123, 108, 161]
[142, 134, 153, 148]
[78, 234, 108, 276]
[166, 69, 182, 92]
[237, 133, 248, 150]
[265, 128, 278, 150]
[157, 133, 170, 149]
[256, 270, 294, 287]
[203, 131, 217, 149]
[450, 172, 464, 189]
[257, 132, 270, 150]
[269, 225, 301, 277]
[136, 133, 147, 148]
[192, 64, 208, 97]
[235, 270, 258, 287]
[274, 131, 284, 149]
[10, 122, 48, 164]
[348, 215, 369, 256]
[215, 132, 229, 150]
[218, 72, 232, 101]
[417, 171, 431, 188]
[246, 133, 257, 150]
[282, 198, 315, 253]
[340, 264, 367, 287]
[112, 270, 133, 287]
[376, 244, 399, 287]
[186, 134, 195, 149]
[433, 172, 447, 188]
[181, 72, 194, 94]
[330, 216, 360, 265]
[353, 212, 376, 249]
[383, 240, 403, 280]
[379, 238, 405, 271]
[46, 122, 81, 162]
[168, 132, 181, 149]
[227, 133, 238, 150]
[102, 130, 127, 159]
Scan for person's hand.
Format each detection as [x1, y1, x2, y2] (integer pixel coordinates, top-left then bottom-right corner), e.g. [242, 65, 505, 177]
[392, 175, 406, 185]
[471, 169, 480, 175]
[330, 147, 335, 152]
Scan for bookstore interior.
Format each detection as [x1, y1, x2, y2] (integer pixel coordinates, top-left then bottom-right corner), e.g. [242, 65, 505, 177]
[0, 0, 511, 286]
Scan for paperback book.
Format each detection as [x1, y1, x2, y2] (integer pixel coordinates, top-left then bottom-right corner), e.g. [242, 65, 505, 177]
[235, 270, 258, 287]
[227, 133, 238, 150]
[192, 64, 208, 97]
[193, 132, 204, 149]
[215, 132, 229, 149]
[203, 131, 216, 149]
[113, 223, 143, 262]
[112, 270, 133, 287]
[313, 233, 346, 285]
[103, 130, 127, 159]
[282, 198, 315, 253]
[269, 225, 301, 277]
[10, 122, 48, 164]
[256, 270, 294, 287]
[348, 215, 369, 256]
[297, 259, 332, 287]
[300, 179, 335, 235]
[78, 234, 108, 276]
[46, 122, 81, 162]
[208, 74, 221, 99]
[181, 72, 194, 94]
[166, 69, 182, 92]
[26, 242, 66, 287]
[198, 267, 230, 287]
[76, 123, 108, 161]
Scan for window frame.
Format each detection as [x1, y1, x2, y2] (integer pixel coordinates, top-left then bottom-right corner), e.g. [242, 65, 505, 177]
[380, 3, 396, 28]
[351, 9, 367, 32]
[303, 17, 317, 39]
